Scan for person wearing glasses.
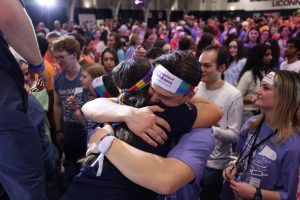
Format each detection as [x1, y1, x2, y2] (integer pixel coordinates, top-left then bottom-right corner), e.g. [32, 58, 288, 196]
[52, 36, 87, 184]
[223, 71, 300, 200]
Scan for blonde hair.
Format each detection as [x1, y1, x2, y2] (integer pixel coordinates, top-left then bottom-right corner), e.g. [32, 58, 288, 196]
[249, 70, 300, 143]
[84, 64, 106, 79]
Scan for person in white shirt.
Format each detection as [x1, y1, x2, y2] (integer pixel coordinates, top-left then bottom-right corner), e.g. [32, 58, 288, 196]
[195, 45, 243, 200]
[280, 37, 300, 73]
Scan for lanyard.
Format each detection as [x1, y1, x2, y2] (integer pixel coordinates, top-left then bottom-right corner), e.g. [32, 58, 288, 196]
[233, 120, 277, 171]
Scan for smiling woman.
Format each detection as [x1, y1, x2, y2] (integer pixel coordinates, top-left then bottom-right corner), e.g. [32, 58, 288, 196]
[223, 70, 300, 200]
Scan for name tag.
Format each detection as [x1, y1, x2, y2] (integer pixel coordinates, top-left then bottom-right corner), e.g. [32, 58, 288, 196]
[258, 145, 277, 161]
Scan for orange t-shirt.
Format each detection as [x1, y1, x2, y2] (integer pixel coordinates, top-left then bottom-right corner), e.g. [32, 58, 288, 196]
[44, 59, 56, 91]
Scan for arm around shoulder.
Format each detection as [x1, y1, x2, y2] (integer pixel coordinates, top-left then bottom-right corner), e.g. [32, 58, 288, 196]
[190, 97, 223, 128]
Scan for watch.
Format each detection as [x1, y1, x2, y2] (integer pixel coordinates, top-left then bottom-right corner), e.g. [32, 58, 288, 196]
[253, 187, 263, 200]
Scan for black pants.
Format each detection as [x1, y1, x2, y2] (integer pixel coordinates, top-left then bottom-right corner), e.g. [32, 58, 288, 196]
[200, 167, 224, 200]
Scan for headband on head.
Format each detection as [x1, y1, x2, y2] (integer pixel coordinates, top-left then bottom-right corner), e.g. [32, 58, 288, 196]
[92, 76, 113, 98]
[262, 71, 275, 86]
[152, 64, 195, 94]
[121, 67, 153, 94]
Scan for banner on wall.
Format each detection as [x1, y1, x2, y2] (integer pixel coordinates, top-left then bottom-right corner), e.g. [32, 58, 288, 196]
[78, 14, 96, 27]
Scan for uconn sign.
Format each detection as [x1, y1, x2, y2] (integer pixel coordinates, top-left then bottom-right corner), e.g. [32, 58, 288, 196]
[272, 0, 300, 7]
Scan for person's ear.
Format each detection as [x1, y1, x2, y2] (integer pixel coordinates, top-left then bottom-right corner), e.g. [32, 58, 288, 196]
[219, 64, 226, 73]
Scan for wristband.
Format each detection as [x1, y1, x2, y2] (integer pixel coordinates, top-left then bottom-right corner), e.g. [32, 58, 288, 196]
[28, 62, 45, 73]
[98, 135, 115, 155]
[90, 133, 115, 177]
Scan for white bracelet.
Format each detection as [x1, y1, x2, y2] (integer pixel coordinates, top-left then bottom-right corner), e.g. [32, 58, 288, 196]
[90, 135, 115, 176]
[97, 135, 115, 155]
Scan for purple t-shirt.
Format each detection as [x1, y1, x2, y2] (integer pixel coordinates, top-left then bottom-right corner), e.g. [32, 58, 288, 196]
[167, 128, 215, 200]
[235, 116, 300, 200]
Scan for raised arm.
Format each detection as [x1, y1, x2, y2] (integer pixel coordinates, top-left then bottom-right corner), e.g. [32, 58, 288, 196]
[0, 0, 48, 82]
[82, 98, 171, 146]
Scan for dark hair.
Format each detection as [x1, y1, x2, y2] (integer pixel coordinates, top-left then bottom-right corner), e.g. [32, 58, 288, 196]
[144, 30, 154, 42]
[146, 47, 164, 60]
[226, 38, 245, 64]
[153, 51, 201, 86]
[111, 59, 152, 142]
[101, 47, 119, 66]
[279, 25, 292, 38]
[202, 25, 217, 36]
[287, 37, 300, 51]
[153, 38, 167, 49]
[37, 36, 49, 57]
[195, 33, 215, 58]
[203, 44, 230, 70]
[68, 32, 85, 51]
[100, 30, 108, 45]
[246, 27, 260, 44]
[108, 32, 123, 50]
[238, 43, 272, 83]
[267, 39, 281, 69]
[102, 74, 120, 97]
[178, 36, 193, 51]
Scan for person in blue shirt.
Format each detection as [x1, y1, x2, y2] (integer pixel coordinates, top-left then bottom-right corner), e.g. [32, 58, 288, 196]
[223, 71, 300, 200]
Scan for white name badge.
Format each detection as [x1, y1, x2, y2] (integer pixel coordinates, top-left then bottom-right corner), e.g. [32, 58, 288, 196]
[74, 87, 83, 95]
[258, 145, 277, 161]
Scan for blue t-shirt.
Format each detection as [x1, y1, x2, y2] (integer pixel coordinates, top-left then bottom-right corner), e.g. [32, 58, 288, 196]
[54, 70, 87, 160]
[161, 128, 215, 200]
[235, 116, 300, 200]
[62, 103, 197, 200]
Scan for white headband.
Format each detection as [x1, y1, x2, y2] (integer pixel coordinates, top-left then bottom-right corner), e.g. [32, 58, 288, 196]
[92, 76, 104, 88]
[262, 71, 275, 86]
[92, 76, 112, 98]
[151, 64, 195, 94]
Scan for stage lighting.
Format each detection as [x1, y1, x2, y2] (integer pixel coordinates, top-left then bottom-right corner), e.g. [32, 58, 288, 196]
[134, 0, 144, 6]
[35, 0, 55, 7]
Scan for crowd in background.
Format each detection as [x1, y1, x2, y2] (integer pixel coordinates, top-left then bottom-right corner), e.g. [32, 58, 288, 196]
[4, 9, 300, 200]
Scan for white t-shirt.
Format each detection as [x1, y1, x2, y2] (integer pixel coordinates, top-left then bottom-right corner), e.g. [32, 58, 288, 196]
[280, 60, 300, 73]
[195, 81, 243, 169]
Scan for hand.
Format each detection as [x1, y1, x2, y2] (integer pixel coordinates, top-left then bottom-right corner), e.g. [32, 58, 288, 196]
[125, 105, 171, 147]
[133, 45, 146, 59]
[66, 96, 77, 111]
[223, 166, 237, 182]
[229, 180, 255, 200]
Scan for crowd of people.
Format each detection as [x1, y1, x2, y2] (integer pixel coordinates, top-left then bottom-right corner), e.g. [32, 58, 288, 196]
[0, 0, 300, 200]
